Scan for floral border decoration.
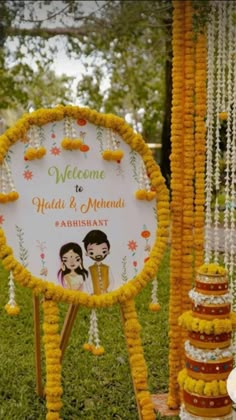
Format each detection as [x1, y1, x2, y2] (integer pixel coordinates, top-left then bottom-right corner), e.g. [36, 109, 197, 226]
[0, 105, 170, 308]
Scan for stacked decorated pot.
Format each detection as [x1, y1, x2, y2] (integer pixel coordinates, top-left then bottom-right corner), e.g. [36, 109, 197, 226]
[178, 263, 235, 419]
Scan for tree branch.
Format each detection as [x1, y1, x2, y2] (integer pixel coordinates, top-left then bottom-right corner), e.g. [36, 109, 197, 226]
[6, 25, 100, 39]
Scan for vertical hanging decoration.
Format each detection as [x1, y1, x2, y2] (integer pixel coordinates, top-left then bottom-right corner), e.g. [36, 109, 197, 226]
[0, 159, 19, 202]
[5, 271, 20, 315]
[168, 0, 185, 409]
[212, 2, 223, 264]
[204, 1, 236, 338]
[194, 29, 207, 270]
[204, 1, 215, 265]
[135, 162, 156, 201]
[43, 299, 63, 420]
[223, 2, 233, 274]
[121, 299, 156, 420]
[149, 277, 161, 312]
[168, 0, 195, 409]
[24, 125, 46, 160]
[61, 116, 83, 150]
[102, 128, 124, 161]
[83, 309, 105, 356]
[181, 0, 195, 314]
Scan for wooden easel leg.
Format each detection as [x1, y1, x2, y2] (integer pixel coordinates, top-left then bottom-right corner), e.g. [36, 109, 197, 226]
[60, 304, 79, 361]
[120, 305, 143, 420]
[33, 295, 43, 397]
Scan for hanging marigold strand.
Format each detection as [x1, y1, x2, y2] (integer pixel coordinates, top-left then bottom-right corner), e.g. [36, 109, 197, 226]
[204, 3, 215, 264]
[194, 31, 207, 270]
[121, 299, 156, 420]
[181, 0, 195, 313]
[42, 299, 63, 420]
[168, 0, 185, 409]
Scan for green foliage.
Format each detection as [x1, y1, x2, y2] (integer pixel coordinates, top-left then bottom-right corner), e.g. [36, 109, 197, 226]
[192, 0, 212, 36]
[0, 0, 173, 144]
[76, 1, 172, 142]
[0, 249, 175, 419]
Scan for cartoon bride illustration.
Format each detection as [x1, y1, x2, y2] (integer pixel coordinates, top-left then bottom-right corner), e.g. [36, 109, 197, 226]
[58, 242, 88, 291]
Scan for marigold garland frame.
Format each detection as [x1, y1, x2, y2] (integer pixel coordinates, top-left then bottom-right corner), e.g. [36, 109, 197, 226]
[0, 104, 169, 308]
[0, 104, 170, 420]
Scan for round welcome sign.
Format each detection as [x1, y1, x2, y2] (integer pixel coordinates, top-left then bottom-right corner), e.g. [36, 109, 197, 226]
[0, 106, 169, 307]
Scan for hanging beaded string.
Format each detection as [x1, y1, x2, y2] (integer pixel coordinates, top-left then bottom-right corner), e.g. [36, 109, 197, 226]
[0, 159, 19, 202]
[149, 277, 160, 312]
[24, 125, 46, 160]
[106, 128, 113, 150]
[135, 162, 156, 201]
[102, 128, 124, 161]
[204, 3, 215, 263]
[5, 271, 20, 315]
[223, 1, 233, 273]
[64, 116, 71, 138]
[61, 117, 83, 150]
[229, 3, 236, 279]
[83, 309, 104, 356]
[221, 2, 226, 114]
[213, 2, 223, 263]
[110, 129, 119, 152]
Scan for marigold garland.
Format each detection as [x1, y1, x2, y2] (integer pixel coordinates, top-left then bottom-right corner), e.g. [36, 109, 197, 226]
[178, 310, 233, 334]
[121, 299, 156, 420]
[42, 299, 62, 420]
[168, 0, 208, 409]
[178, 368, 227, 396]
[194, 31, 207, 269]
[0, 104, 169, 310]
[168, 0, 186, 409]
[198, 263, 227, 275]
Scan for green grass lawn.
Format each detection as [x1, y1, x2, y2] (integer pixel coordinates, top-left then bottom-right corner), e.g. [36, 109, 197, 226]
[0, 249, 179, 420]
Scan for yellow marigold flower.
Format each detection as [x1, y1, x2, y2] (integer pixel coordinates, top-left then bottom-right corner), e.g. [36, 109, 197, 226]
[92, 346, 105, 356]
[5, 303, 20, 315]
[219, 380, 227, 395]
[45, 386, 63, 397]
[24, 146, 46, 160]
[83, 343, 94, 352]
[219, 112, 228, 121]
[230, 312, 236, 329]
[61, 137, 83, 150]
[8, 191, 19, 201]
[43, 324, 59, 334]
[112, 149, 124, 160]
[102, 149, 113, 160]
[46, 401, 63, 411]
[198, 263, 227, 275]
[0, 193, 10, 203]
[135, 189, 146, 200]
[149, 303, 161, 312]
[146, 191, 156, 201]
[195, 379, 205, 395]
[46, 412, 60, 419]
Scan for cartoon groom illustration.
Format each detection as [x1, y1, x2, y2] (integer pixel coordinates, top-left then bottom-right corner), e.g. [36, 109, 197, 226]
[82, 230, 114, 295]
